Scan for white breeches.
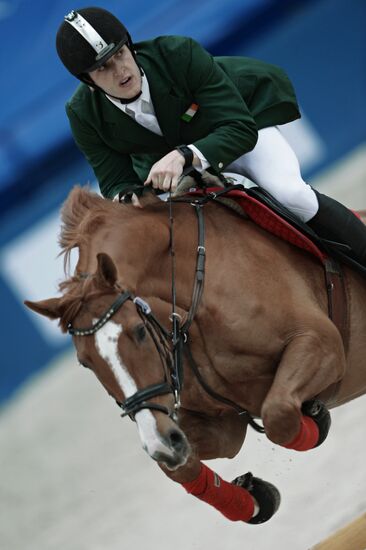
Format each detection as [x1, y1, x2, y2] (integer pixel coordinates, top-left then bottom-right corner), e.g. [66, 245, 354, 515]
[226, 126, 319, 222]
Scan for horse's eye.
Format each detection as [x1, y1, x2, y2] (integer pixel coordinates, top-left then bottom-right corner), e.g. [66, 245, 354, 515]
[134, 324, 146, 343]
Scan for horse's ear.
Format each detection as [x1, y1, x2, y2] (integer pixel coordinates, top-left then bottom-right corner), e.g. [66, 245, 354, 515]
[96, 253, 118, 287]
[24, 297, 63, 320]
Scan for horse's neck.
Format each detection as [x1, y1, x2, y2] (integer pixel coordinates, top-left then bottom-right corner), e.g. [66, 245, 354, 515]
[120, 204, 198, 303]
[77, 205, 189, 297]
[75, 201, 219, 307]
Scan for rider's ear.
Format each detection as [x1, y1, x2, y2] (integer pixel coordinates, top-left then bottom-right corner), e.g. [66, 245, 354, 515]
[24, 297, 63, 320]
[96, 253, 118, 288]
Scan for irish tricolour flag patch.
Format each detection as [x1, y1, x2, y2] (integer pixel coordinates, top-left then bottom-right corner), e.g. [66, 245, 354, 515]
[181, 103, 199, 122]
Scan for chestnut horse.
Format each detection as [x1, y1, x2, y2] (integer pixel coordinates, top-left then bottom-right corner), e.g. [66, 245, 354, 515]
[25, 187, 366, 524]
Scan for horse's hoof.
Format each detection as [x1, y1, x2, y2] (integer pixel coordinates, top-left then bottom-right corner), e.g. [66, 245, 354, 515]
[302, 399, 331, 447]
[232, 472, 281, 524]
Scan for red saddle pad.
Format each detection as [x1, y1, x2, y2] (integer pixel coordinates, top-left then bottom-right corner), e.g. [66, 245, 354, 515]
[190, 187, 328, 264]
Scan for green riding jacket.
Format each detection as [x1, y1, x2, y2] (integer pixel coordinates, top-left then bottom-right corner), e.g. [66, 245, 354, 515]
[66, 35, 301, 198]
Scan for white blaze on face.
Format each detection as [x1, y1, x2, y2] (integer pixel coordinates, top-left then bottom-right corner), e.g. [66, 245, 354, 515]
[94, 320, 174, 459]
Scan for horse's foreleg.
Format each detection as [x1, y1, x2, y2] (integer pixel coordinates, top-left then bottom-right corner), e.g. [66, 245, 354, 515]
[158, 413, 256, 522]
[158, 412, 280, 523]
[159, 454, 257, 522]
[159, 411, 248, 481]
[261, 318, 345, 448]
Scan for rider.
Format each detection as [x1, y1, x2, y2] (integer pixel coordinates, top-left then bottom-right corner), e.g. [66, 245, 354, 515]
[56, 6, 366, 271]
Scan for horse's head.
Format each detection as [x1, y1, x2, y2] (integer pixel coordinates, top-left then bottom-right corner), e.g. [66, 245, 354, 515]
[25, 252, 190, 470]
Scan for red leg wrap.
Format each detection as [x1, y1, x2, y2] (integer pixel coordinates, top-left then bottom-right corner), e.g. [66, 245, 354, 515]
[181, 463, 255, 522]
[284, 415, 319, 451]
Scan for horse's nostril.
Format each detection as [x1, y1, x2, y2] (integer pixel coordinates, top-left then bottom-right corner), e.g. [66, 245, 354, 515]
[168, 429, 186, 452]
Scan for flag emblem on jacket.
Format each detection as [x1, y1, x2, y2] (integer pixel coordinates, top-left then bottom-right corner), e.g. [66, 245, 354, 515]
[181, 103, 198, 122]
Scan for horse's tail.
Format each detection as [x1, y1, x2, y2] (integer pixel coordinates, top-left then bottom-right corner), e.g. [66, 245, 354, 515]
[59, 185, 105, 271]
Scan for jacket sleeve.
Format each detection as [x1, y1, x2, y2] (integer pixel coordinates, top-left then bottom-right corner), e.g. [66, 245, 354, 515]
[184, 38, 258, 172]
[66, 103, 143, 198]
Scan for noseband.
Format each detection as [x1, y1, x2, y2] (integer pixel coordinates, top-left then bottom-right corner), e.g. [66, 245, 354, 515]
[68, 188, 265, 433]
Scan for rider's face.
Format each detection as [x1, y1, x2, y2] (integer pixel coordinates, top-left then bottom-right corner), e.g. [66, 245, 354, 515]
[88, 45, 142, 99]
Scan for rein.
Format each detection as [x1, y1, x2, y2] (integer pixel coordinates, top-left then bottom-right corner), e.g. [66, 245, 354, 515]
[172, 190, 265, 433]
[67, 187, 264, 432]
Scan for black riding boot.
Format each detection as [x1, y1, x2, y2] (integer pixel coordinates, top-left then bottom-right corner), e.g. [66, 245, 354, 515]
[307, 190, 366, 270]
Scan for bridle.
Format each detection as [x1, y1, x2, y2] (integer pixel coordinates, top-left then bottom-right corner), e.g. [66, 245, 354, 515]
[68, 186, 265, 432]
[68, 289, 180, 420]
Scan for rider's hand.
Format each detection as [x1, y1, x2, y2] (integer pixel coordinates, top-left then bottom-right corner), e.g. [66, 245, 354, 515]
[144, 150, 185, 192]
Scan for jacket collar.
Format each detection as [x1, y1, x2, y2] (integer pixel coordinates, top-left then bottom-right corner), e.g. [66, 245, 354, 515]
[99, 56, 183, 147]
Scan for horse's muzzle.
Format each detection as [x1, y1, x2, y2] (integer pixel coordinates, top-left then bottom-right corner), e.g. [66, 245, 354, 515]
[153, 428, 191, 470]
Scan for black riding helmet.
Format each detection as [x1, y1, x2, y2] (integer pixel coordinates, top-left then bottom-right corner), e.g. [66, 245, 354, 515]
[56, 7, 138, 85]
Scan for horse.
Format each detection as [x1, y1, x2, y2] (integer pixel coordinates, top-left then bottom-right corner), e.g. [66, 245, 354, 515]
[25, 185, 366, 524]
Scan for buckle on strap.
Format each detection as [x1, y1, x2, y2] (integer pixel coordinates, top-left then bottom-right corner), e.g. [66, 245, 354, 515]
[133, 296, 152, 315]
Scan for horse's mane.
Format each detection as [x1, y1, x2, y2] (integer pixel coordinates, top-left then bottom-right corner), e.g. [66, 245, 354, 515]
[59, 186, 137, 271]
[60, 186, 116, 262]
[57, 186, 165, 330]
[60, 186, 196, 272]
